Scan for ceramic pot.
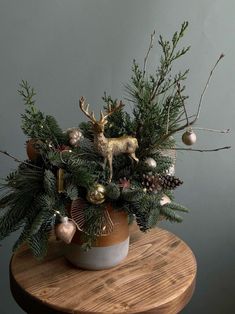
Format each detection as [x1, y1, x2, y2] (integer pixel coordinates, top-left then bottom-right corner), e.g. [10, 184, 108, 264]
[65, 204, 129, 270]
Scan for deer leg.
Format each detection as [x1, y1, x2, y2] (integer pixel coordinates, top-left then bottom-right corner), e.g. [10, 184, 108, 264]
[107, 154, 113, 182]
[103, 157, 107, 170]
[130, 153, 139, 163]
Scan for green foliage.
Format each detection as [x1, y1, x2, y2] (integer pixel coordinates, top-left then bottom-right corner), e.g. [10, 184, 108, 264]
[121, 188, 143, 203]
[0, 23, 191, 257]
[102, 93, 134, 137]
[125, 22, 190, 158]
[106, 183, 121, 200]
[0, 166, 44, 241]
[128, 193, 162, 231]
[160, 201, 189, 223]
[19, 80, 67, 145]
[160, 205, 183, 223]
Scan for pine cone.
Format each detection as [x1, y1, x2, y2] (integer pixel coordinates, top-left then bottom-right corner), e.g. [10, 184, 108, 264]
[159, 175, 183, 190]
[142, 174, 162, 193]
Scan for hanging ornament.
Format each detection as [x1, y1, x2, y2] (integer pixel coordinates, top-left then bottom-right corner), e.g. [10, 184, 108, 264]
[86, 184, 106, 204]
[144, 157, 157, 169]
[66, 128, 83, 147]
[182, 129, 197, 146]
[159, 175, 183, 190]
[55, 216, 77, 244]
[57, 168, 65, 193]
[26, 139, 42, 160]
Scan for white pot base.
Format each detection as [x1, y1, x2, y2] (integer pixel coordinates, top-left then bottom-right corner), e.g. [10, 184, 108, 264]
[65, 237, 130, 270]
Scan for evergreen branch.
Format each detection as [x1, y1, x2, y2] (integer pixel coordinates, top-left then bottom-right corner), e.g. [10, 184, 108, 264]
[143, 30, 155, 76]
[18, 80, 36, 106]
[166, 202, 189, 212]
[160, 206, 183, 223]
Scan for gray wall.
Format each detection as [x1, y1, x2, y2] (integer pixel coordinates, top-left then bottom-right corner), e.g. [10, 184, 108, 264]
[0, 1, 234, 313]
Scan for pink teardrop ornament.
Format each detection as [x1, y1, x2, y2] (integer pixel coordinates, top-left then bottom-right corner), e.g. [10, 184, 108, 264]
[55, 217, 77, 244]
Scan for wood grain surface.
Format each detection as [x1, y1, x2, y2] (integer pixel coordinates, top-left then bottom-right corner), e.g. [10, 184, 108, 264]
[10, 225, 197, 314]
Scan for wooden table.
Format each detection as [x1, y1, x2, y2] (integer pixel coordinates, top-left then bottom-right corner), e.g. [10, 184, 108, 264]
[10, 226, 197, 314]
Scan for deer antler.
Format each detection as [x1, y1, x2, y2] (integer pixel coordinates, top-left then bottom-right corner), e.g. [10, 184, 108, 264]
[99, 101, 125, 123]
[79, 97, 96, 123]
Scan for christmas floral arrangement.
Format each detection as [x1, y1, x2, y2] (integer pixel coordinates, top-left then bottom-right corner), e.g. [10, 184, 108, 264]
[0, 22, 229, 259]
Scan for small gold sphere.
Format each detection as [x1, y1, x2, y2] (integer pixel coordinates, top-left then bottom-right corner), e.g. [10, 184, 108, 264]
[86, 184, 106, 204]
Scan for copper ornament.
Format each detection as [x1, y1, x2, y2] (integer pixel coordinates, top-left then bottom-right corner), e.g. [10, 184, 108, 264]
[26, 139, 41, 161]
[55, 217, 77, 244]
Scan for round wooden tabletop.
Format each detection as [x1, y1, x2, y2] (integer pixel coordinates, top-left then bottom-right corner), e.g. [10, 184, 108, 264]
[10, 225, 197, 314]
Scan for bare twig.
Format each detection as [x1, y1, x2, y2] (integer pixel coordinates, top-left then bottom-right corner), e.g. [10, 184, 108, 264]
[166, 101, 172, 134]
[175, 145, 231, 152]
[176, 114, 197, 124]
[196, 53, 224, 120]
[143, 30, 155, 76]
[155, 54, 225, 146]
[0, 149, 42, 170]
[166, 88, 177, 134]
[193, 127, 230, 133]
[177, 82, 189, 126]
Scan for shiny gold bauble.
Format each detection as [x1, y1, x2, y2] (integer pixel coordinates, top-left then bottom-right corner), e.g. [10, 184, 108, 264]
[26, 139, 42, 160]
[182, 130, 197, 146]
[86, 184, 106, 204]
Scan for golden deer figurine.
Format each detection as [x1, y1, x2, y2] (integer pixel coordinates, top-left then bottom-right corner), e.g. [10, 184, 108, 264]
[79, 97, 139, 182]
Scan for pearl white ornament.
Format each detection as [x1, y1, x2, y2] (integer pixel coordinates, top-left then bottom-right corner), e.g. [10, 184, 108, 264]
[182, 130, 197, 146]
[70, 138, 79, 145]
[145, 157, 157, 168]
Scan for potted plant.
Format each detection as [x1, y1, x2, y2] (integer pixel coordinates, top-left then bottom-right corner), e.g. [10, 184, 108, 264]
[0, 22, 229, 269]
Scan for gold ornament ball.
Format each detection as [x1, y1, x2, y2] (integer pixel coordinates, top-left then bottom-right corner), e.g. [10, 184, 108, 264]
[86, 184, 106, 204]
[182, 130, 197, 146]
